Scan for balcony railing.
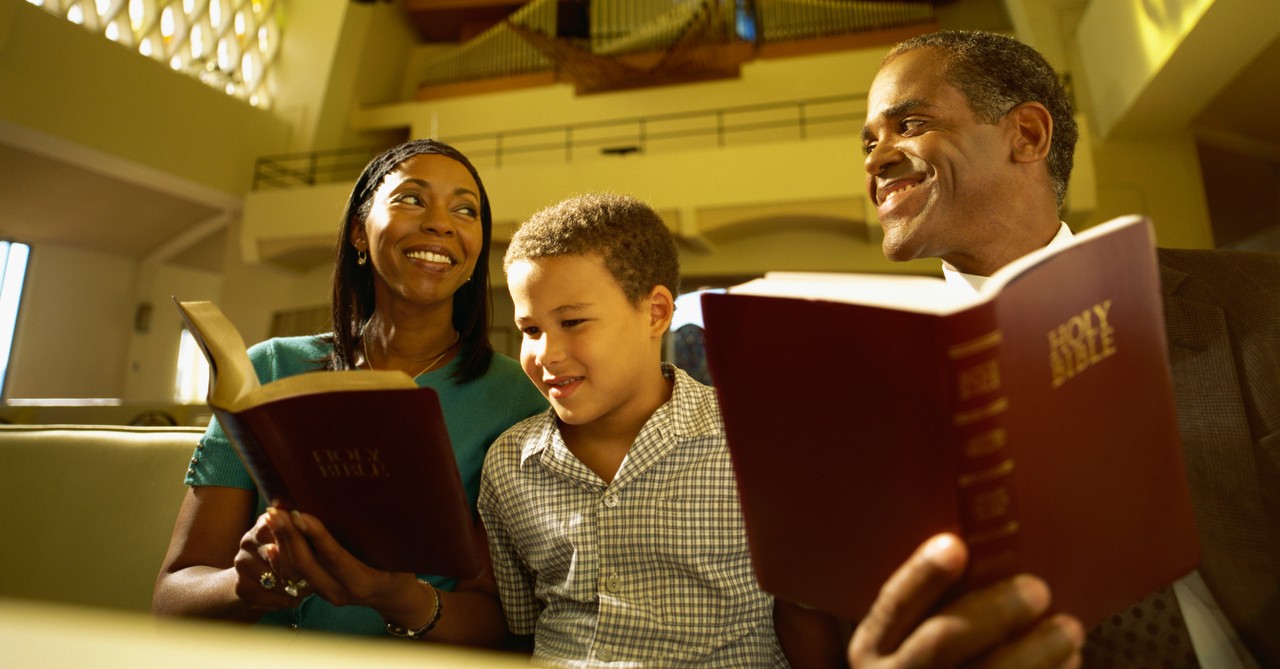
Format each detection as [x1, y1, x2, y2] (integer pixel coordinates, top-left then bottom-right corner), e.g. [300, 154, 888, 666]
[252, 93, 866, 190]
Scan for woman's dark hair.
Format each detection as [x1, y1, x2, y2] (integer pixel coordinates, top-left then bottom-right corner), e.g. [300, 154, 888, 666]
[324, 139, 494, 382]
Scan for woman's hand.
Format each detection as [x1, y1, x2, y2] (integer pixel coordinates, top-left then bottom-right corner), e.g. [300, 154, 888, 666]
[230, 510, 313, 612]
[266, 507, 509, 647]
[153, 486, 302, 621]
[263, 506, 413, 611]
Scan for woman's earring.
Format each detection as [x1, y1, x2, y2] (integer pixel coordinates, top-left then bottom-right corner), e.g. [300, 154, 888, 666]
[357, 249, 368, 266]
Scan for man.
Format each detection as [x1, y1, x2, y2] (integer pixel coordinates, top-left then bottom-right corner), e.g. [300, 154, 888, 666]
[850, 30, 1280, 668]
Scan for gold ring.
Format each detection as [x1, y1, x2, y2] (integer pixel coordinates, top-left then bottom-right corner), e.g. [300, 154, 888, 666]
[259, 571, 277, 590]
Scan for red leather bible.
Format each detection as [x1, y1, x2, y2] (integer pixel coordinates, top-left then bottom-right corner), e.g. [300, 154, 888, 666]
[175, 300, 480, 578]
[701, 215, 1199, 629]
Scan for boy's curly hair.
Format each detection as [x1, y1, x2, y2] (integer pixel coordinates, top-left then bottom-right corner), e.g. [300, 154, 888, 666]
[505, 193, 680, 304]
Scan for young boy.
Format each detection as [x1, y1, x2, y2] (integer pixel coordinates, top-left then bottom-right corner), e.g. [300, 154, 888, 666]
[478, 193, 787, 667]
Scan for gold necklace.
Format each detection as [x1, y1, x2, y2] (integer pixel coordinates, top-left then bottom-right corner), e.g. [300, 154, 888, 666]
[361, 330, 459, 379]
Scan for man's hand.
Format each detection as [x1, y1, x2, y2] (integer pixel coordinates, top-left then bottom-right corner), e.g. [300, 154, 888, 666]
[848, 534, 1084, 668]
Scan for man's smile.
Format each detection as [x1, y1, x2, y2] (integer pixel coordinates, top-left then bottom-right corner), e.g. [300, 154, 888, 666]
[874, 175, 928, 211]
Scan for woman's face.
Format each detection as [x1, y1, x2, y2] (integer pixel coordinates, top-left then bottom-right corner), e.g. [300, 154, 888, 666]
[353, 153, 484, 310]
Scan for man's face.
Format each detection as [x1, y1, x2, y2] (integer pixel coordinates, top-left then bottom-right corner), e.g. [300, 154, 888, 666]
[862, 48, 1016, 269]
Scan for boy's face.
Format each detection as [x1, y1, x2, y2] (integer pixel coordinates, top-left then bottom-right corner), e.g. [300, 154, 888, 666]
[507, 253, 669, 433]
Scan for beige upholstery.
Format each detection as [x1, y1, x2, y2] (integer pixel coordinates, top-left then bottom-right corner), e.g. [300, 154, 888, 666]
[0, 426, 529, 666]
[0, 424, 201, 612]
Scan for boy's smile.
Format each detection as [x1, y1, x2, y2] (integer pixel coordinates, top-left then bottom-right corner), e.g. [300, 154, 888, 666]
[543, 373, 583, 399]
[507, 253, 672, 445]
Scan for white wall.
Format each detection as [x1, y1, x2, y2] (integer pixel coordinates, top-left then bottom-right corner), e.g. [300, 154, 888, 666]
[7, 245, 137, 398]
[217, 219, 334, 350]
[121, 264, 222, 402]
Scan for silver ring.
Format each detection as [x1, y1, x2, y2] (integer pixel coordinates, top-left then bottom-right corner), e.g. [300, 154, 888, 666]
[283, 578, 308, 597]
[259, 571, 277, 590]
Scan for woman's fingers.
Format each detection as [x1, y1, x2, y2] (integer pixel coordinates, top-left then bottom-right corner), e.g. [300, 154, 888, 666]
[263, 507, 323, 599]
[232, 512, 301, 610]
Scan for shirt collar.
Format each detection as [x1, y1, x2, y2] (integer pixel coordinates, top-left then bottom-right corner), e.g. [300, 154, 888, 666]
[942, 222, 1074, 294]
[518, 409, 562, 466]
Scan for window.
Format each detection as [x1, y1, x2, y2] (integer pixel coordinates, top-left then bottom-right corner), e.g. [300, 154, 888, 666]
[26, 0, 284, 109]
[173, 326, 211, 403]
[0, 242, 31, 398]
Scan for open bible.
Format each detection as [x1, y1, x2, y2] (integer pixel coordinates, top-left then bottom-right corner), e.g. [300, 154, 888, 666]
[176, 299, 480, 578]
[701, 215, 1199, 628]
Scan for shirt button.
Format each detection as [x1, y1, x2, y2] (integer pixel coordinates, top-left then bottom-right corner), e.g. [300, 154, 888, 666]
[596, 649, 612, 662]
[603, 493, 619, 508]
[605, 575, 622, 592]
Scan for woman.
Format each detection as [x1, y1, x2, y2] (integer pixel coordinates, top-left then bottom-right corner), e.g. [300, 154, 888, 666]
[153, 140, 546, 646]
